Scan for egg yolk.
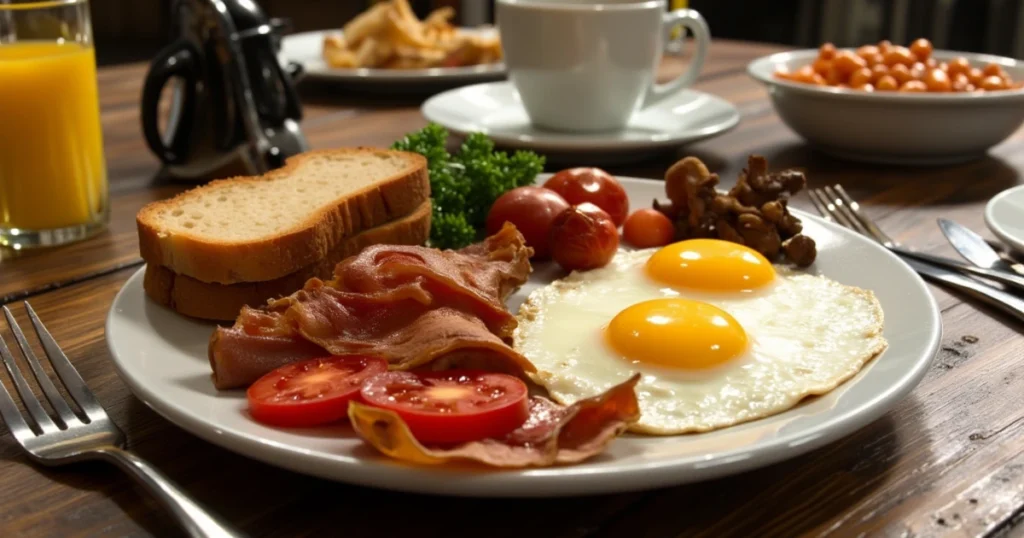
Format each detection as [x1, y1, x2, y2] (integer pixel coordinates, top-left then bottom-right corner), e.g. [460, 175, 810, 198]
[646, 239, 776, 292]
[605, 298, 748, 369]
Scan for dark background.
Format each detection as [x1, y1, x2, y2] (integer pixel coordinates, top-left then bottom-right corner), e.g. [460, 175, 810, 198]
[91, 0, 1021, 66]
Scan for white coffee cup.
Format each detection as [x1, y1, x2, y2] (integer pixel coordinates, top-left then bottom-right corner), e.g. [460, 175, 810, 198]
[496, 0, 710, 133]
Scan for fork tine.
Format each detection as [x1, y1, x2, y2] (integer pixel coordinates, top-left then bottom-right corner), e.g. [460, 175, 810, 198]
[0, 373, 35, 443]
[24, 303, 106, 421]
[812, 187, 858, 229]
[0, 314, 57, 434]
[823, 185, 871, 236]
[833, 184, 896, 245]
[807, 189, 835, 223]
[3, 307, 78, 426]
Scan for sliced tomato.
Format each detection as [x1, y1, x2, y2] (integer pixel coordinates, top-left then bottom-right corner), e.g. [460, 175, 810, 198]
[247, 355, 388, 427]
[359, 370, 530, 445]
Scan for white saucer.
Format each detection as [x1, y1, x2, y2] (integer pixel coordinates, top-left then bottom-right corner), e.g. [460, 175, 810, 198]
[421, 82, 740, 162]
[985, 185, 1024, 254]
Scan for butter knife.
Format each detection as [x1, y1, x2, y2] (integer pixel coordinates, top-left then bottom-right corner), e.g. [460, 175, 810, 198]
[889, 245, 1024, 294]
[938, 218, 1024, 275]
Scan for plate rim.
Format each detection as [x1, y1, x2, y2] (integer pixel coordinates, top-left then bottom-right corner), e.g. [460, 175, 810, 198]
[420, 81, 741, 153]
[280, 29, 506, 82]
[105, 176, 941, 497]
[985, 184, 1024, 254]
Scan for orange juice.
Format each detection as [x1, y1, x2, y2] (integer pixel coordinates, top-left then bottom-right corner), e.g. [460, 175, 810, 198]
[0, 42, 107, 231]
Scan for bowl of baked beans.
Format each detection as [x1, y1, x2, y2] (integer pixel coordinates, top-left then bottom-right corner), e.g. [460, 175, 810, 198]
[748, 38, 1024, 164]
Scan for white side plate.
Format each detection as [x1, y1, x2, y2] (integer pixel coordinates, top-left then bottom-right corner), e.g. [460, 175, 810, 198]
[985, 184, 1024, 254]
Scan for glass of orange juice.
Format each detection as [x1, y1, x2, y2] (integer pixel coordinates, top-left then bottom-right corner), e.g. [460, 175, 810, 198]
[0, 0, 108, 249]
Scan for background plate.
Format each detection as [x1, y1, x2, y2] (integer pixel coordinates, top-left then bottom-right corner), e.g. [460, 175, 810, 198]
[106, 176, 940, 497]
[280, 29, 505, 87]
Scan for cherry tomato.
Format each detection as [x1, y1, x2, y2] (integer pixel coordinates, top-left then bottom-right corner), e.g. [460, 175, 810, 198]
[623, 209, 675, 248]
[549, 203, 619, 271]
[247, 355, 388, 428]
[360, 370, 529, 445]
[543, 167, 630, 226]
[486, 186, 570, 259]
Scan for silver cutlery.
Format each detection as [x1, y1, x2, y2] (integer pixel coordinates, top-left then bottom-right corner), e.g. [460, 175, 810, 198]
[938, 218, 1024, 276]
[808, 186, 1024, 323]
[807, 186, 1024, 294]
[0, 303, 242, 538]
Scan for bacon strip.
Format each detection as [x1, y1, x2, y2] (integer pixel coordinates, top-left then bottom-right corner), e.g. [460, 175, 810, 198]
[348, 374, 641, 467]
[209, 224, 534, 389]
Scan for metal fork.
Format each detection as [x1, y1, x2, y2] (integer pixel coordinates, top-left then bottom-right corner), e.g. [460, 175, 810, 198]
[808, 186, 1024, 294]
[0, 302, 241, 538]
[808, 185, 1024, 323]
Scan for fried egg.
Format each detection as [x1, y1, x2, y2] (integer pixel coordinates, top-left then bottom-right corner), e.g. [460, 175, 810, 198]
[513, 239, 887, 435]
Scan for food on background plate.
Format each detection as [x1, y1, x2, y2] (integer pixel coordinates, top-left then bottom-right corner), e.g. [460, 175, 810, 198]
[322, 0, 502, 70]
[209, 224, 535, 390]
[137, 149, 431, 320]
[392, 124, 545, 250]
[514, 238, 887, 434]
[775, 37, 1022, 92]
[653, 155, 817, 266]
[549, 203, 620, 272]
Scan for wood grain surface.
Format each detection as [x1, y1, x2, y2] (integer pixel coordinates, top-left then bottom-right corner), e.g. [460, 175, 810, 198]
[1, 40, 1023, 538]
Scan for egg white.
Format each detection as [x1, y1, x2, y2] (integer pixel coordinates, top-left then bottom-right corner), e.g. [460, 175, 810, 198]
[513, 248, 888, 435]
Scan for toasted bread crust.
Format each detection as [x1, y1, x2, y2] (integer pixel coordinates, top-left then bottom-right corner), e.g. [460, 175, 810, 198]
[144, 201, 432, 321]
[137, 148, 430, 284]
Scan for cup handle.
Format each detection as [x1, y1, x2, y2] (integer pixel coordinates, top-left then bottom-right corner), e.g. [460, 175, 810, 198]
[641, 9, 710, 109]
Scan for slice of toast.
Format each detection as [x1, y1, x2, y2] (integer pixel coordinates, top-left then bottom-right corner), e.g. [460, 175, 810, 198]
[137, 148, 429, 284]
[144, 200, 432, 321]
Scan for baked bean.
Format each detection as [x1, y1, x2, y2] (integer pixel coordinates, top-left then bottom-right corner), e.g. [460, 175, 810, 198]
[900, 80, 928, 92]
[909, 38, 932, 61]
[924, 68, 952, 92]
[889, 63, 912, 84]
[876, 75, 899, 91]
[774, 38, 1018, 92]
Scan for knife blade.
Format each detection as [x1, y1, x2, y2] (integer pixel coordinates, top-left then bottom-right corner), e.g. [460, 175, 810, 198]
[890, 245, 1024, 294]
[938, 218, 1024, 275]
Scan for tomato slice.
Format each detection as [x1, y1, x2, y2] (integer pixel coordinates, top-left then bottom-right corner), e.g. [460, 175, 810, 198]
[247, 355, 388, 428]
[359, 370, 530, 445]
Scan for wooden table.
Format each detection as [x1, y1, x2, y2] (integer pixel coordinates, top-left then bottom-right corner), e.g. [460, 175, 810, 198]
[2, 39, 1023, 538]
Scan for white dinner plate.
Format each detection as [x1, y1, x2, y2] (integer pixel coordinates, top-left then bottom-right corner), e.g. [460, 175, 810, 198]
[985, 184, 1024, 254]
[105, 176, 941, 497]
[279, 29, 505, 87]
[421, 82, 740, 163]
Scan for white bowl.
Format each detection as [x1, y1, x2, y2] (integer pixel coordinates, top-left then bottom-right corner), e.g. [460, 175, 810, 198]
[748, 49, 1024, 165]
